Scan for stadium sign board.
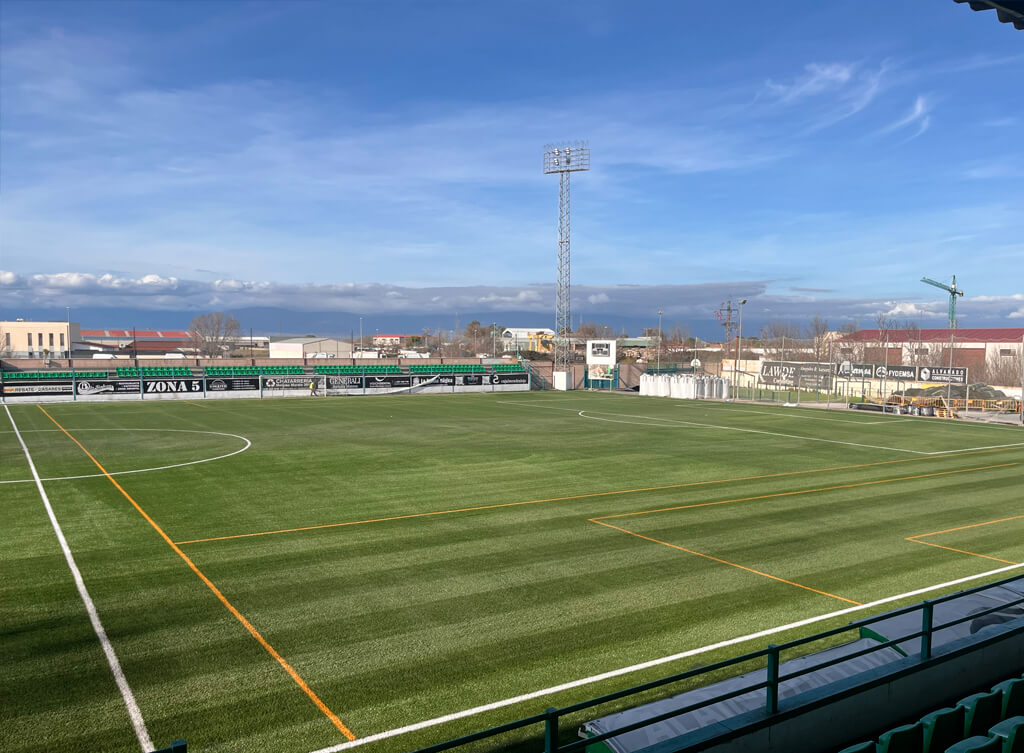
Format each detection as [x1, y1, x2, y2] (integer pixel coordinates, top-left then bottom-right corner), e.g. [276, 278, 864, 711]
[143, 379, 202, 394]
[917, 366, 967, 384]
[758, 361, 834, 390]
[587, 340, 616, 381]
[206, 378, 259, 391]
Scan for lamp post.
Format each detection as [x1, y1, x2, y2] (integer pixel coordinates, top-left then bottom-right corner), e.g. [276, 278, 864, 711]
[359, 317, 363, 355]
[657, 310, 663, 371]
[735, 299, 747, 393]
[65, 306, 70, 360]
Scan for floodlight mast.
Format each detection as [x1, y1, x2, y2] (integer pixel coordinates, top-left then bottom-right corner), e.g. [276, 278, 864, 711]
[544, 142, 590, 374]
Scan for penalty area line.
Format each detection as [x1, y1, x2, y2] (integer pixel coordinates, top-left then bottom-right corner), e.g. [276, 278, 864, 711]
[307, 560, 1024, 753]
[4, 405, 154, 752]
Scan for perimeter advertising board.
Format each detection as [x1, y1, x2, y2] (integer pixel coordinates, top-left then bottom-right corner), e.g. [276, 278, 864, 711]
[364, 375, 412, 389]
[206, 377, 259, 392]
[758, 361, 834, 391]
[262, 376, 312, 390]
[78, 379, 141, 395]
[837, 363, 967, 385]
[4, 383, 74, 396]
[838, 362, 874, 379]
[872, 364, 917, 381]
[491, 372, 529, 385]
[142, 379, 202, 394]
[917, 366, 968, 385]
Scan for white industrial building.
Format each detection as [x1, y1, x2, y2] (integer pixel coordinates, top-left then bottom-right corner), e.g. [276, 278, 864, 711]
[268, 337, 353, 359]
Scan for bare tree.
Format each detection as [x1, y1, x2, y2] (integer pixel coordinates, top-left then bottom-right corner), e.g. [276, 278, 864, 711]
[464, 321, 488, 353]
[761, 321, 803, 360]
[578, 321, 616, 339]
[189, 313, 241, 358]
[902, 321, 923, 365]
[805, 316, 830, 363]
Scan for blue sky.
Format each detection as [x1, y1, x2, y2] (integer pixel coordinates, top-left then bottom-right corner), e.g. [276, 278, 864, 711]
[1, 0, 1022, 333]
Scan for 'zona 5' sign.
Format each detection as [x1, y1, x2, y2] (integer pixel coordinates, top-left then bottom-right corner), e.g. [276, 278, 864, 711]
[144, 379, 203, 393]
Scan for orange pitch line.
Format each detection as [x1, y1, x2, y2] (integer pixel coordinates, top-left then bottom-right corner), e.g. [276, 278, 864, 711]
[590, 519, 862, 605]
[176, 448, 1017, 546]
[905, 513, 1024, 566]
[36, 406, 357, 743]
[593, 463, 1018, 521]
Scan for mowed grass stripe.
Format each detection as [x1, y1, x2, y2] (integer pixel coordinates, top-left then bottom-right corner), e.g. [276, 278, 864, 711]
[35, 405, 358, 743]
[176, 449, 1020, 546]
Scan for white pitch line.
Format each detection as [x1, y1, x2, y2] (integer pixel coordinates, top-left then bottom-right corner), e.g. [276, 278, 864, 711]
[569, 408, 929, 455]
[4, 405, 154, 752]
[308, 561, 1024, 753]
[709, 406, 891, 425]
[499, 401, 1022, 457]
[0, 428, 251, 485]
[924, 441, 1024, 455]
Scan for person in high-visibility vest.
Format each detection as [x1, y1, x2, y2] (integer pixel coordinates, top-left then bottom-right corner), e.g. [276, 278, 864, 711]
[309, 379, 318, 397]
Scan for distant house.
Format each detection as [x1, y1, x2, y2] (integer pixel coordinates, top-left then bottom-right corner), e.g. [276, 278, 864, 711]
[617, 337, 655, 360]
[1, 319, 81, 358]
[371, 334, 415, 347]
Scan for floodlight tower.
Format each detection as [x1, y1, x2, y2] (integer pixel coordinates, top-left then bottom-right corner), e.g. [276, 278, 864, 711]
[544, 142, 590, 374]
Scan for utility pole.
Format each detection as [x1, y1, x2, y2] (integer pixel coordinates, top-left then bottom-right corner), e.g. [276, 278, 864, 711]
[715, 300, 739, 381]
[735, 299, 747, 395]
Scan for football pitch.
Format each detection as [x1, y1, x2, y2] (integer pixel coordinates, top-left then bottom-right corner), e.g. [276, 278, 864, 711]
[3, 392, 1023, 753]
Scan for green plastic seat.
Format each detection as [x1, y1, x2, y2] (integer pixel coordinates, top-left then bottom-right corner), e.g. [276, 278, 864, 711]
[944, 737, 1002, 753]
[989, 716, 1024, 753]
[879, 721, 923, 753]
[994, 680, 1024, 720]
[924, 707, 969, 753]
[961, 692, 1006, 737]
[837, 742, 875, 753]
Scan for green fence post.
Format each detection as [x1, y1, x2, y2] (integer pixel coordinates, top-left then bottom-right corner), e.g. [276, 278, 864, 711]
[544, 707, 559, 753]
[921, 601, 933, 659]
[766, 644, 780, 714]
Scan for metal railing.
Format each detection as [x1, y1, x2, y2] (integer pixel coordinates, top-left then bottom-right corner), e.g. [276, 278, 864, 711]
[409, 573, 1024, 753]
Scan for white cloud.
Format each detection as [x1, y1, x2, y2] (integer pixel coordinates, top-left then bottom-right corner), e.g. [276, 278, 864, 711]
[765, 63, 855, 103]
[879, 95, 932, 139]
[587, 292, 610, 304]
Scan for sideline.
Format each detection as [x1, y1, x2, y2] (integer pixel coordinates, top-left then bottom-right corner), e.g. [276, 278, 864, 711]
[307, 561, 1024, 753]
[4, 405, 154, 752]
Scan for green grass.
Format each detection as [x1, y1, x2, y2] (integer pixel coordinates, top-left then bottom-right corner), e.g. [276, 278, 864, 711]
[2, 393, 1022, 753]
